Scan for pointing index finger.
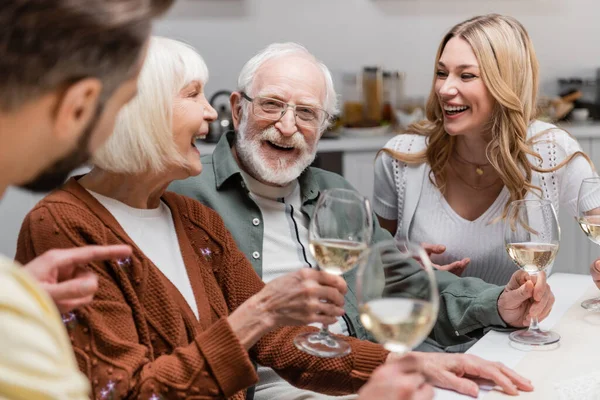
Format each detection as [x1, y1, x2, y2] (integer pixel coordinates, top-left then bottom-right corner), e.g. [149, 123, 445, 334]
[47, 245, 133, 269]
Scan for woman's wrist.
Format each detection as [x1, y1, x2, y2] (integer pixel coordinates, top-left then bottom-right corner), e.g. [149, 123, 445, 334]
[227, 295, 276, 350]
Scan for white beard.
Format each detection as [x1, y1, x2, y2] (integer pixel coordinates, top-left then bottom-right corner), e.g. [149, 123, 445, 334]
[236, 114, 317, 186]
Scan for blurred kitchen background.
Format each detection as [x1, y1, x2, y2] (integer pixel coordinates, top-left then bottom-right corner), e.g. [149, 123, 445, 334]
[2, 0, 600, 273]
[156, 0, 600, 113]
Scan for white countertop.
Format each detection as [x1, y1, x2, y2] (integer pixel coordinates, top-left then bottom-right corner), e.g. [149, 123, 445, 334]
[195, 122, 600, 155]
[555, 121, 600, 138]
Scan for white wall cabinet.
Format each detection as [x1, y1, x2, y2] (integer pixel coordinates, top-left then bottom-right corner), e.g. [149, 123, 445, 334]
[343, 151, 379, 203]
[553, 133, 600, 275]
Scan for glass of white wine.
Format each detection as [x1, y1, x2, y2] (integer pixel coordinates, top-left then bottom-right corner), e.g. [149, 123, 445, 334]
[355, 240, 439, 356]
[505, 199, 560, 346]
[294, 188, 372, 358]
[577, 176, 600, 311]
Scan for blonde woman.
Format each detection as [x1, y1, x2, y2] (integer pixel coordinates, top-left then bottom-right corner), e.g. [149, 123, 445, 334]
[374, 14, 597, 285]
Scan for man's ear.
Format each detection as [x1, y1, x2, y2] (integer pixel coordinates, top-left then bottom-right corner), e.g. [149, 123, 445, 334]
[230, 91, 243, 129]
[52, 78, 102, 143]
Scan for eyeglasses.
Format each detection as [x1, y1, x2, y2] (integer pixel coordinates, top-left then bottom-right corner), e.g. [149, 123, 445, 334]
[241, 92, 329, 130]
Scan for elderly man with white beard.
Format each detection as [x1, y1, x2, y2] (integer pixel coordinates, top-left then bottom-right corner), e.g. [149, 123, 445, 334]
[169, 42, 549, 400]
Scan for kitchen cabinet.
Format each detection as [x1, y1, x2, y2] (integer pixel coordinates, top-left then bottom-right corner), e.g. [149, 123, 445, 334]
[553, 123, 600, 274]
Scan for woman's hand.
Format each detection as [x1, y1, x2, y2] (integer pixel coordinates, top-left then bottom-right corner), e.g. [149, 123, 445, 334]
[255, 268, 347, 327]
[227, 268, 347, 349]
[421, 243, 470, 276]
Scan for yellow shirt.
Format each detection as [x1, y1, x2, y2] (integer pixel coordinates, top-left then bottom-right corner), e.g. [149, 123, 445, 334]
[0, 256, 89, 400]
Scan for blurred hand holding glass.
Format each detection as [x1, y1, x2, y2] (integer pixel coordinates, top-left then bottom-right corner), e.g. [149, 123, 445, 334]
[294, 188, 372, 358]
[356, 240, 439, 356]
[577, 176, 600, 311]
[504, 199, 560, 346]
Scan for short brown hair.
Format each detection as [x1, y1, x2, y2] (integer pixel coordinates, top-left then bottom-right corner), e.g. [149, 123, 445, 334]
[0, 0, 174, 110]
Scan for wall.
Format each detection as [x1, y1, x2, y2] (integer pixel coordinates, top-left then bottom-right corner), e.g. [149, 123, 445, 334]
[155, 0, 600, 99]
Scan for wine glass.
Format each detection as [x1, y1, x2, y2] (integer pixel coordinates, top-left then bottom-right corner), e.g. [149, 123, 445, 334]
[355, 240, 439, 356]
[504, 199, 560, 346]
[577, 176, 600, 311]
[293, 188, 373, 358]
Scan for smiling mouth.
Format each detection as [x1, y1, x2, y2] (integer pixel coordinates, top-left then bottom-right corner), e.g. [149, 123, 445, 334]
[191, 133, 206, 147]
[266, 141, 295, 152]
[444, 105, 470, 116]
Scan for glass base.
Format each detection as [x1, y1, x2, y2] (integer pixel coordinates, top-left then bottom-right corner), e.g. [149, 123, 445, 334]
[293, 331, 351, 358]
[509, 328, 560, 347]
[581, 297, 600, 312]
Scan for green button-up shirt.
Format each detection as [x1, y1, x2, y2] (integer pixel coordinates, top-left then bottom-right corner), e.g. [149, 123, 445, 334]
[169, 132, 508, 351]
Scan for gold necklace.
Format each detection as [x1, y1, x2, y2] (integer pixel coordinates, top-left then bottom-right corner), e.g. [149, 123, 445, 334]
[453, 151, 491, 176]
[448, 161, 501, 191]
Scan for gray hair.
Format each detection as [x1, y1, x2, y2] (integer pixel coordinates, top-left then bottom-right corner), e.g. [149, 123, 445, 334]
[237, 42, 339, 131]
[92, 36, 209, 174]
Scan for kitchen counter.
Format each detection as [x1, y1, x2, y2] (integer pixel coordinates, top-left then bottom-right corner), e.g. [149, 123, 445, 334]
[195, 122, 600, 155]
[556, 121, 600, 138]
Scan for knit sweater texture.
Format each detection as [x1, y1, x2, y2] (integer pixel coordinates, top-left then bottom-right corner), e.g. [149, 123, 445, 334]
[15, 178, 388, 400]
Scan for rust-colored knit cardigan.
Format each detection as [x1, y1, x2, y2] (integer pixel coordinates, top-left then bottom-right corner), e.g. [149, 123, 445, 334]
[15, 178, 388, 400]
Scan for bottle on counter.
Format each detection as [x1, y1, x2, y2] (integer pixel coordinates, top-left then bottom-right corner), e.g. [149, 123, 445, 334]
[382, 71, 405, 125]
[341, 72, 364, 127]
[362, 66, 383, 126]
[382, 71, 393, 124]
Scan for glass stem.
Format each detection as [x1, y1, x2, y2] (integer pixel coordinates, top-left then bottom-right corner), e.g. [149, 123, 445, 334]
[527, 273, 541, 332]
[319, 323, 330, 336]
[528, 315, 540, 332]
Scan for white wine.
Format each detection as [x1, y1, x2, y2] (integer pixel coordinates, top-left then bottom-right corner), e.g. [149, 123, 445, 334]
[506, 242, 559, 273]
[578, 217, 600, 245]
[359, 298, 435, 354]
[310, 239, 367, 275]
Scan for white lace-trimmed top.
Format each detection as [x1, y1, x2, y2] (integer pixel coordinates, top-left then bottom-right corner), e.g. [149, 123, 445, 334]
[374, 120, 598, 285]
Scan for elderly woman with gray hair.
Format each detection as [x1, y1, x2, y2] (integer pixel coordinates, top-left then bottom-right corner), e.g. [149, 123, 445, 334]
[14, 37, 435, 400]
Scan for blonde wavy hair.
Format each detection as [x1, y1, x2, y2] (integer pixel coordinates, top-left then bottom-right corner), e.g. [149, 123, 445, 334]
[384, 14, 594, 218]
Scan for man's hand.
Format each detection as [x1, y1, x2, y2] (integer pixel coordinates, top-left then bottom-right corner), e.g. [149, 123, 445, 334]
[498, 270, 554, 327]
[23, 245, 132, 313]
[421, 243, 470, 276]
[591, 259, 600, 289]
[386, 352, 533, 398]
[358, 355, 434, 400]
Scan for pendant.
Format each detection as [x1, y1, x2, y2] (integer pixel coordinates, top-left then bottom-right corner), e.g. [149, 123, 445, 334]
[476, 167, 484, 176]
